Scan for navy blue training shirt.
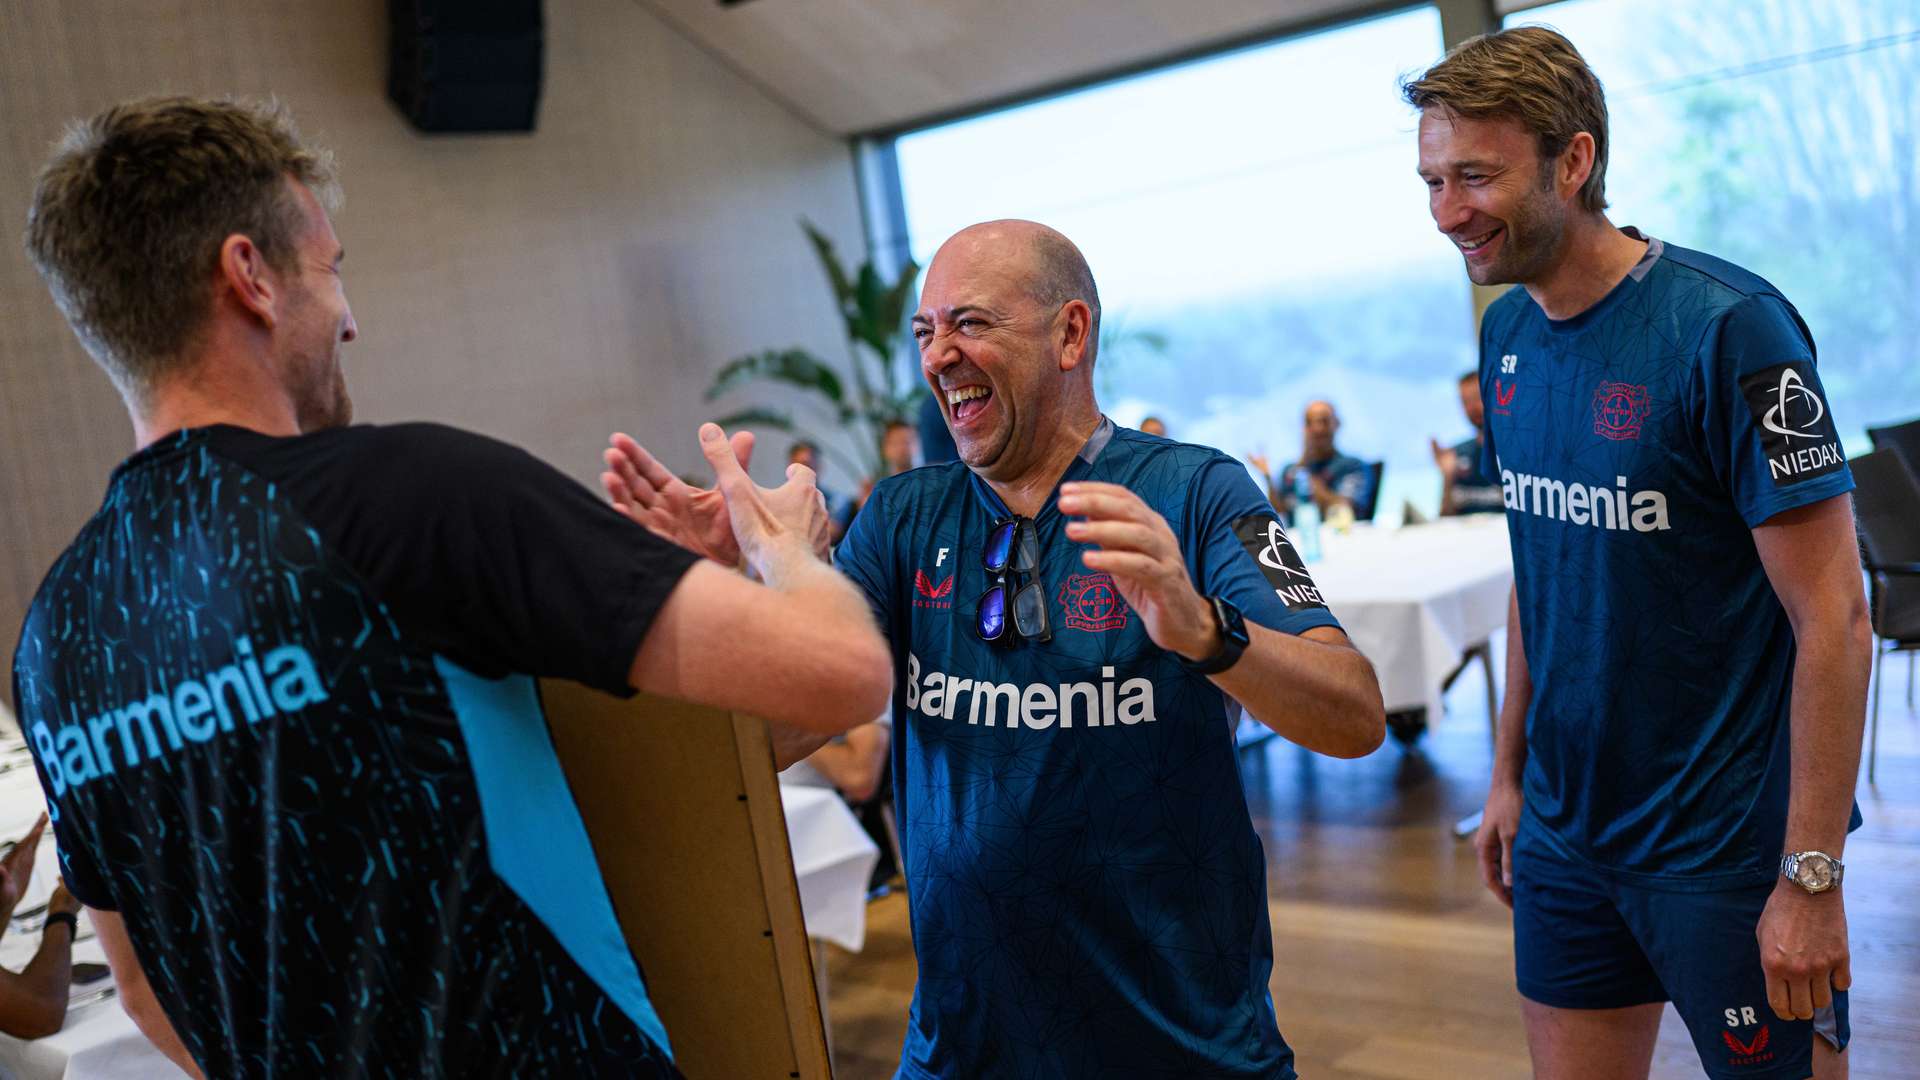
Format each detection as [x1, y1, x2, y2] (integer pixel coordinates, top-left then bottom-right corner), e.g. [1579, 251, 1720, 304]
[835, 420, 1341, 1079]
[1480, 232, 1858, 888]
[12, 423, 699, 1077]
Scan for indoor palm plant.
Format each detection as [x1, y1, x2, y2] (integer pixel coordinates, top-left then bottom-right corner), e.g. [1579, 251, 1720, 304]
[706, 221, 924, 480]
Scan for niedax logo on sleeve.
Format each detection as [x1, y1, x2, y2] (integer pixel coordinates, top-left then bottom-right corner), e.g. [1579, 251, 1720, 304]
[1230, 514, 1327, 611]
[1739, 361, 1845, 487]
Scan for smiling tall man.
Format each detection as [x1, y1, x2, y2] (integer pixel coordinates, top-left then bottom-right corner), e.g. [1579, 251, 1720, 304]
[1408, 28, 1870, 1080]
[606, 220, 1385, 1078]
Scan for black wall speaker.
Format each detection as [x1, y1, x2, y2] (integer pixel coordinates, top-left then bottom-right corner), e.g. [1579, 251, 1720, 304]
[389, 0, 544, 133]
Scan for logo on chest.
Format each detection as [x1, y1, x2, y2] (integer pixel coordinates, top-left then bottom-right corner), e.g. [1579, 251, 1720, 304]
[913, 547, 955, 609]
[913, 569, 955, 609]
[1492, 378, 1518, 416]
[1057, 573, 1129, 633]
[1592, 382, 1652, 441]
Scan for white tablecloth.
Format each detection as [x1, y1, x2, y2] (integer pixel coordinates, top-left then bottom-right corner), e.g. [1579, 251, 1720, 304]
[1305, 516, 1514, 719]
[778, 784, 879, 953]
[0, 753, 179, 1080]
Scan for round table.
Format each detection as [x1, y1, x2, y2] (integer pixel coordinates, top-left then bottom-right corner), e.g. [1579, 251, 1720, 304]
[777, 783, 880, 953]
[1307, 515, 1513, 723]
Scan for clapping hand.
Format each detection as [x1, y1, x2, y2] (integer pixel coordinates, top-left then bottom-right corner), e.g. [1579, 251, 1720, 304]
[1430, 437, 1460, 479]
[604, 424, 830, 569]
[603, 428, 757, 566]
[0, 814, 48, 920]
[691, 423, 832, 568]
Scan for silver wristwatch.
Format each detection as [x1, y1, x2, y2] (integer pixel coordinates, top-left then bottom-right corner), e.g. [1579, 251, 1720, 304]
[1780, 850, 1844, 893]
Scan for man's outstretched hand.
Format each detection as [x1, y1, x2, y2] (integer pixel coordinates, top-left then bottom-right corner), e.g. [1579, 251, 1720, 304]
[603, 428, 755, 566]
[603, 424, 831, 569]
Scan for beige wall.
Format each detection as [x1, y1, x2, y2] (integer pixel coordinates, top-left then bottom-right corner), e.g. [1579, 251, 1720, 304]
[0, 0, 867, 700]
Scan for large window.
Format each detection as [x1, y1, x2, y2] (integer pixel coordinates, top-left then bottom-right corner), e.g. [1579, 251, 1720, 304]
[1506, 0, 1920, 451]
[893, 7, 1470, 518]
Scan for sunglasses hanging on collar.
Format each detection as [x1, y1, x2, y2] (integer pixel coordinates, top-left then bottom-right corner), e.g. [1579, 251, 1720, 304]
[977, 515, 1052, 645]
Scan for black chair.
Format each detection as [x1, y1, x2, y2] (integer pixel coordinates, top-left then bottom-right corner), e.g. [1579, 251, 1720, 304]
[1867, 417, 1920, 473]
[1850, 449, 1920, 783]
[1358, 460, 1385, 523]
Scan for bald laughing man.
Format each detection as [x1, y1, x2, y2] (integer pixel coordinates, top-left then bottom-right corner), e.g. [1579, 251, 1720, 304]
[606, 220, 1386, 1079]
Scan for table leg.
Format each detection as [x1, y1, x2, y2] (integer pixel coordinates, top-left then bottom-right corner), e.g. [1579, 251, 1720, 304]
[1386, 707, 1428, 745]
[812, 939, 833, 1061]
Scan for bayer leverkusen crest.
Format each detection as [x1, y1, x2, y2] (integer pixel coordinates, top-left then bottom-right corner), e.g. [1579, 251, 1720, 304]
[1058, 573, 1129, 633]
[1592, 381, 1652, 441]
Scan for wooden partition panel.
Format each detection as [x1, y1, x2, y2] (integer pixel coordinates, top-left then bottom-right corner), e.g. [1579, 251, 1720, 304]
[539, 682, 830, 1079]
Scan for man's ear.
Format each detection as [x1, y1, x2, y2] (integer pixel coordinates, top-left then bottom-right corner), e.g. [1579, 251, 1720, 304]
[1056, 299, 1095, 373]
[1559, 132, 1597, 204]
[218, 233, 278, 328]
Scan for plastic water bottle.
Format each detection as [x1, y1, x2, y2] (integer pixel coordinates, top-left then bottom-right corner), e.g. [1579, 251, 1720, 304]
[1291, 468, 1322, 562]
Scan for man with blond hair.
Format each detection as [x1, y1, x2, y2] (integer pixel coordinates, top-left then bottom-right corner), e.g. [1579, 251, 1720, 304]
[17, 96, 888, 1077]
[1407, 27, 1868, 1080]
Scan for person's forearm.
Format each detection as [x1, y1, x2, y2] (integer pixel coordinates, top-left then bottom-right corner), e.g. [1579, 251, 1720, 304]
[0, 926, 74, 1037]
[1216, 626, 1385, 758]
[772, 725, 835, 771]
[119, 973, 200, 1078]
[1782, 603, 1872, 855]
[805, 739, 886, 801]
[1491, 587, 1530, 788]
[128, 1000, 202, 1078]
[755, 538, 871, 628]
[94, 908, 203, 1078]
[802, 741, 858, 785]
[750, 538, 892, 730]
[21, 924, 72, 1006]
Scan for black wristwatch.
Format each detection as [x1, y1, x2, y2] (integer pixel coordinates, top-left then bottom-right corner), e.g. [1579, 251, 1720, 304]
[43, 911, 78, 938]
[1181, 595, 1250, 675]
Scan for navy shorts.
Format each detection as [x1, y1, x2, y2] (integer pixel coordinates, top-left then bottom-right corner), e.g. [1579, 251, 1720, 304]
[1512, 826, 1849, 1079]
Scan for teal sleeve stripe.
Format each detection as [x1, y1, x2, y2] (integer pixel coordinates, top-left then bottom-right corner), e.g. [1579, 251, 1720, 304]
[433, 657, 674, 1059]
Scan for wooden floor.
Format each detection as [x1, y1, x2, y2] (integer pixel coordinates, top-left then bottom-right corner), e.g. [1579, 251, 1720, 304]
[820, 644, 1920, 1079]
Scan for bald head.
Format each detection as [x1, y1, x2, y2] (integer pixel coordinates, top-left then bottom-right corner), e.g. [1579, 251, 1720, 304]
[934, 220, 1102, 365]
[914, 219, 1104, 482]
[1303, 399, 1340, 460]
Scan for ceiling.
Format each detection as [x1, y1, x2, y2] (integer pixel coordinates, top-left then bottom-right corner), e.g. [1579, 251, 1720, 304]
[635, 0, 1413, 135]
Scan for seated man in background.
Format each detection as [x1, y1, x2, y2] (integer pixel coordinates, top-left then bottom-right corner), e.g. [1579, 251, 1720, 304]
[608, 218, 1386, 1079]
[18, 95, 890, 1078]
[789, 439, 854, 543]
[1138, 414, 1168, 437]
[848, 419, 923, 522]
[880, 417, 921, 478]
[1431, 371, 1504, 515]
[0, 815, 81, 1039]
[1251, 400, 1376, 522]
